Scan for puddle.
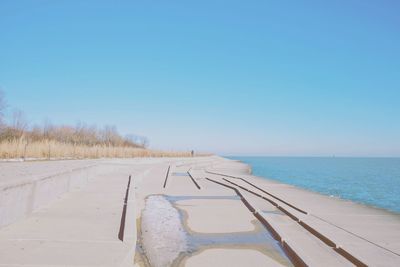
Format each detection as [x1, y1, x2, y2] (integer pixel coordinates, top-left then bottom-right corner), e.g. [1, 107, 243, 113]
[172, 195, 293, 266]
[172, 172, 190, 177]
[137, 194, 293, 267]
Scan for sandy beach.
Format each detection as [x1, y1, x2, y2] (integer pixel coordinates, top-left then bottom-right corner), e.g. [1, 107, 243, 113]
[0, 156, 399, 266]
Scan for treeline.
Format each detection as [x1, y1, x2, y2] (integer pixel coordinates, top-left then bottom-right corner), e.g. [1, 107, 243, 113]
[0, 90, 184, 159]
[0, 121, 147, 148]
[0, 90, 146, 148]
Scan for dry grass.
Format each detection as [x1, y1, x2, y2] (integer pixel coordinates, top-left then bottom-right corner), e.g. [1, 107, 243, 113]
[0, 139, 192, 159]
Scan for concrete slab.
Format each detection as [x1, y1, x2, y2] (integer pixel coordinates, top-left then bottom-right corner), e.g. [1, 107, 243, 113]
[175, 199, 255, 233]
[0, 162, 140, 266]
[183, 248, 286, 267]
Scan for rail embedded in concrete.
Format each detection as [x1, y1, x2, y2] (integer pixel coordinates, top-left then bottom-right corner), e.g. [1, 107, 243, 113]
[163, 165, 170, 188]
[0, 160, 140, 266]
[207, 170, 400, 258]
[118, 175, 132, 241]
[207, 171, 368, 266]
[206, 170, 307, 214]
[206, 177, 307, 267]
[187, 169, 201, 190]
[225, 177, 367, 266]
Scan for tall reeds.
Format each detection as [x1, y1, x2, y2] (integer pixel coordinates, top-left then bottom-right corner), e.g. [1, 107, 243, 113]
[0, 90, 194, 159]
[0, 138, 191, 159]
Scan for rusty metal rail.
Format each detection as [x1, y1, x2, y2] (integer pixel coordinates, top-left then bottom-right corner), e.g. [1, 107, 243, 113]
[206, 170, 307, 214]
[163, 165, 171, 188]
[206, 177, 307, 267]
[207, 171, 367, 267]
[187, 169, 201, 190]
[118, 175, 131, 241]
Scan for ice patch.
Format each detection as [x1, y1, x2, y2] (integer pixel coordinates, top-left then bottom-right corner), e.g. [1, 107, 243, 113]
[141, 195, 188, 267]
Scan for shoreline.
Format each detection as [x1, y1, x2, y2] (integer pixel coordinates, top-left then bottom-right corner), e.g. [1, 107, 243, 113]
[205, 157, 400, 264]
[230, 157, 400, 216]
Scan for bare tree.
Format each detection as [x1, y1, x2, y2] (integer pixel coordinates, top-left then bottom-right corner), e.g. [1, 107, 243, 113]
[101, 125, 122, 146]
[0, 97, 145, 151]
[30, 125, 43, 141]
[125, 134, 148, 148]
[42, 119, 53, 139]
[140, 137, 149, 148]
[12, 109, 28, 138]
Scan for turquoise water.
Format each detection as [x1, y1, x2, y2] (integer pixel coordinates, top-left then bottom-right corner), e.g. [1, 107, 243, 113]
[229, 157, 400, 214]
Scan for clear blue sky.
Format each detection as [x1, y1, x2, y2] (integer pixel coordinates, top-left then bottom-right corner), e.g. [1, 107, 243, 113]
[1, 0, 399, 156]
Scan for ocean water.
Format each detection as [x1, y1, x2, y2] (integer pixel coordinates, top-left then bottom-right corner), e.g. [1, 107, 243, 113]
[229, 157, 400, 214]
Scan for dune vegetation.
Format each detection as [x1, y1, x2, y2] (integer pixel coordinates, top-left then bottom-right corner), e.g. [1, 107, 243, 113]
[0, 139, 191, 159]
[0, 90, 191, 159]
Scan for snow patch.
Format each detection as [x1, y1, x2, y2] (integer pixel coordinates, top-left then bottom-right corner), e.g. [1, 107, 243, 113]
[141, 195, 188, 267]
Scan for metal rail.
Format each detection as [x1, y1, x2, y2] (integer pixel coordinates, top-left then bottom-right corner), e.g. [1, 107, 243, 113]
[207, 171, 367, 267]
[187, 169, 201, 189]
[206, 177, 307, 267]
[163, 165, 171, 188]
[118, 175, 131, 241]
[206, 170, 307, 214]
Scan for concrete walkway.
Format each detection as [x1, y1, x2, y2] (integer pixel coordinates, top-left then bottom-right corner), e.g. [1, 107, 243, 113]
[0, 161, 142, 266]
[0, 157, 399, 266]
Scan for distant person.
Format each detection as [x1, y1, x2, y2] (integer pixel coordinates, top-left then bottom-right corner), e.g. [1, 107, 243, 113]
[191, 150, 194, 157]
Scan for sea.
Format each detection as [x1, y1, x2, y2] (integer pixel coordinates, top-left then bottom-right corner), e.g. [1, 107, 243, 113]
[229, 157, 400, 214]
